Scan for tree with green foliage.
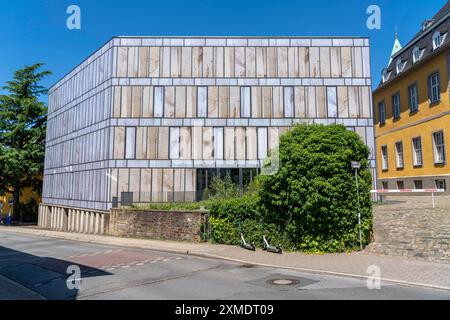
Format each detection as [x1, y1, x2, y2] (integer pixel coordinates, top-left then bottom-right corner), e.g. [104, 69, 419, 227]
[258, 124, 373, 252]
[0, 63, 51, 222]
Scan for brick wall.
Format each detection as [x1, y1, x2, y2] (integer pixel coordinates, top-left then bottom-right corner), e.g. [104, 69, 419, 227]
[108, 209, 207, 242]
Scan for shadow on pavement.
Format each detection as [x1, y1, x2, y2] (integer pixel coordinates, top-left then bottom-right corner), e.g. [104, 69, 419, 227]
[0, 245, 111, 300]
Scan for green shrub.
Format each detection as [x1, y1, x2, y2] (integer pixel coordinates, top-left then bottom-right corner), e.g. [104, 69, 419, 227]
[258, 124, 373, 252]
[135, 201, 211, 211]
[208, 194, 261, 223]
[209, 217, 239, 245]
[209, 175, 240, 199]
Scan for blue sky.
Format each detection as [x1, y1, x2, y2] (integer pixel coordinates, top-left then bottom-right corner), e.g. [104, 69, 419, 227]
[0, 0, 446, 99]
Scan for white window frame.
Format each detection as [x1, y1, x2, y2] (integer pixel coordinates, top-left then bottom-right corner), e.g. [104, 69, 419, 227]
[378, 101, 386, 124]
[412, 47, 423, 63]
[392, 93, 401, 119]
[414, 180, 423, 190]
[429, 72, 440, 104]
[412, 137, 423, 167]
[395, 141, 404, 169]
[396, 59, 405, 74]
[382, 69, 391, 83]
[381, 145, 389, 171]
[435, 179, 447, 191]
[408, 84, 419, 113]
[432, 31, 442, 50]
[432, 131, 446, 164]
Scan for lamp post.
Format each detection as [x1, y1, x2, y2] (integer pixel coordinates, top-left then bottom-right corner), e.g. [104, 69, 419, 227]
[351, 161, 363, 251]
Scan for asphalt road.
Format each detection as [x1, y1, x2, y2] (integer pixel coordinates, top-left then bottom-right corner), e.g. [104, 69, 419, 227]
[0, 231, 449, 300]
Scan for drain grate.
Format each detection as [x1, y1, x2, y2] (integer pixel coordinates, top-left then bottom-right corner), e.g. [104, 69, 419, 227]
[267, 279, 300, 286]
[247, 274, 319, 289]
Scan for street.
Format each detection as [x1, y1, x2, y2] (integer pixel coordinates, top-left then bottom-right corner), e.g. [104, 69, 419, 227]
[0, 231, 449, 300]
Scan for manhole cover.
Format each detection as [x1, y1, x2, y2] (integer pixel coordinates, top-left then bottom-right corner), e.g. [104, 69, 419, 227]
[267, 279, 300, 286]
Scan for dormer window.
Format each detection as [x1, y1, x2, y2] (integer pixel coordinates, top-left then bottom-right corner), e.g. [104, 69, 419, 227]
[412, 47, 424, 63]
[382, 69, 391, 83]
[422, 19, 434, 31]
[432, 31, 446, 50]
[396, 59, 406, 74]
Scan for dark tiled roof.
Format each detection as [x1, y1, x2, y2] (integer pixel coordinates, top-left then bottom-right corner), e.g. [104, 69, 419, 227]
[376, 1, 450, 90]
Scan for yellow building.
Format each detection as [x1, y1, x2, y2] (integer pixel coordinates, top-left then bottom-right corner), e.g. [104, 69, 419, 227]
[373, 2, 449, 192]
[0, 188, 41, 217]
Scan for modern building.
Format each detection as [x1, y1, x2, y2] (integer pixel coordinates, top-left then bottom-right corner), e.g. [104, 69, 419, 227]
[373, 2, 449, 192]
[40, 36, 374, 221]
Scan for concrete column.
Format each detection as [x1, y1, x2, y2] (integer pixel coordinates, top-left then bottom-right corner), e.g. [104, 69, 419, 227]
[38, 205, 42, 228]
[47, 206, 51, 229]
[86, 212, 90, 234]
[100, 213, 105, 235]
[75, 210, 80, 232]
[58, 208, 62, 230]
[71, 210, 75, 231]
[44, 206, 47, 229]
[61, 208, 65, 230]
[56, 208, 60, 230]
[89, 212, 94, 234]
[95, 213, 100, 234]
[87, 212, 93, 234]
[87, 212, 92, 234]
[50, 208, 54, 229]
[81, 211, 88, 233]
[79, 211, 83, 233]
[67, 210, 72, 232]
[79, 210, 83, 233]
[41, 206, 45, 228]
[62, 209, 68, 231]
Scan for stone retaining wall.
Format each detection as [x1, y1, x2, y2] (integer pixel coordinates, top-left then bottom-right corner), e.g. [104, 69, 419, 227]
[108, 209, 207, 242]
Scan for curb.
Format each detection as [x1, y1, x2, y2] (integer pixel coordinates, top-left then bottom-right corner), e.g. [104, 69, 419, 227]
[2, 227, 450, 292]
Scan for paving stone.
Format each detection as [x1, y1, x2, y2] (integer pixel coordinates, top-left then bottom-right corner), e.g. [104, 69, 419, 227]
[367, 195, 450, 264]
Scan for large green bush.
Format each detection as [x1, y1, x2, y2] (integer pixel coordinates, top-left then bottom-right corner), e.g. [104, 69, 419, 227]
[208, 194, 295, 249]
[208, 194, 261, 222]
[258, 124, 373, 252]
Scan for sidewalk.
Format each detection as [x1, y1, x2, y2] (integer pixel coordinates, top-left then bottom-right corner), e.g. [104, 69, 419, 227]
[1, 226, 450, 291]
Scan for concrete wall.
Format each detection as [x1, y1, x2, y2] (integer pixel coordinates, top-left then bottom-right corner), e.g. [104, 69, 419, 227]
[108, 208, 207, 242]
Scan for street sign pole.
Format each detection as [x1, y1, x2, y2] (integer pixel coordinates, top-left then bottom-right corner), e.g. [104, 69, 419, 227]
[351, 161, 363, 251]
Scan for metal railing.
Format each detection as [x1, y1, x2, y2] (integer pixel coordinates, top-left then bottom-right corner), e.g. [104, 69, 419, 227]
[371, 188, 445, 208]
